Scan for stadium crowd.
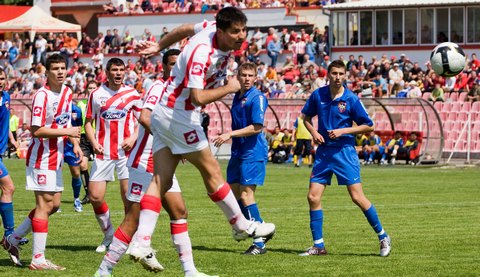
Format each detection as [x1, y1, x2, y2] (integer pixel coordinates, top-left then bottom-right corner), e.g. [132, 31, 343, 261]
[102, 0, 341, 15]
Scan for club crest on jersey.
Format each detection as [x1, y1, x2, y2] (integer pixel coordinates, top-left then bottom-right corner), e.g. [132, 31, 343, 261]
[241, 98, 247, 107]
[101, 109, 127, 120]
[33, 106, 42, 116]
[100, 97, 108, 107]
[191, 62, 204, 76]
[55, 113, 71, 126]
[183, 130, 200, 145]
[338, 102, 347, 113]
[37, 174, 47, 185]
[146, 95, 158, 105]
[130, 183, 142, 195]
[53, 102, 58, 114]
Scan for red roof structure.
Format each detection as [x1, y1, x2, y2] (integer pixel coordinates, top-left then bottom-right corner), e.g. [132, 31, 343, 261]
[0, 5, 30, 23]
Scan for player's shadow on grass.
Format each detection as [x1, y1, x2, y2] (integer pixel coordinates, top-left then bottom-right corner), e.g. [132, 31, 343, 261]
[48, 244, 97, 252]
[266, 247, 304, 254]
[0, 258, 20, 267]
[192, 245, 240, 254]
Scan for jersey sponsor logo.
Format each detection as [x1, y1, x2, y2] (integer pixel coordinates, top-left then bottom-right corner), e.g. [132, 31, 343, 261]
[33, 106, 42, 116]
[37, 174, 47, 185]
[101, 109, 127, 120]
[146, 95, 158, 105]
[130, 183, 142, 195]
[55, 113, 71, 126]
[191, 62, 204, 76]
[183, 130, 200, 145]
[338, 102, 347, 113]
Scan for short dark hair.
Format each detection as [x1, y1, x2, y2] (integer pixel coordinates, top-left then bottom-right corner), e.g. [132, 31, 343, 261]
[162, 49, 181, 65]
[238, 62, 257, 75]
[46, 54, 66, 71]
[106, 58, 125, 71]
[215, 7, 247, 31]
[395, 131, 402, 136]
[327, 60, 346, 73]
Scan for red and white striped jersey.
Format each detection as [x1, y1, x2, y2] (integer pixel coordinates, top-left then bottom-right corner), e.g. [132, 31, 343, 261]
[26, 85, 73, 170]
[160, 23, 230, 111]
[86, 84, 142, 160]
[127, 80, 166, 173]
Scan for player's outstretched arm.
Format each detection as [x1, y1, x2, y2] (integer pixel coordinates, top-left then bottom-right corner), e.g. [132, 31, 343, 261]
[329, 124, 374, 139]
[136, 23, 195, 56]
[31, 125, 80, 139]
[190, 76, 241, 106]
[213, 124, 262, 147]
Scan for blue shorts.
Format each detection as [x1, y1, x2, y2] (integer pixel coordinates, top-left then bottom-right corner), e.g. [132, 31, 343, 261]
[226, 159, 266, 186]
[0, 159, 9, 179]
[310, 145, 361, 185]
[64, 143, 80, 166]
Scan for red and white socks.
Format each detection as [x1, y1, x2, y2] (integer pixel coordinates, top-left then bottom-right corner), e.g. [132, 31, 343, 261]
[31, 217, 48, 264]
[94, 201, 113, 237]
[98, 227, 131, 275]
[133, 195, 161, 248]
[171, 219, 197, 276]
[208, 183, 250, 232]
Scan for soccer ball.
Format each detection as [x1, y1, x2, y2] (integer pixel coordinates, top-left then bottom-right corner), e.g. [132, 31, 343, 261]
[430, 42, 466, 77]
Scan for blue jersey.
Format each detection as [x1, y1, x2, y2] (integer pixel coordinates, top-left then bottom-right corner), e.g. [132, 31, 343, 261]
[0, 91, 11, 155]
[301, 85, 373, 147]
[230, 87, 268, 162]
[65, 104, 83, 149]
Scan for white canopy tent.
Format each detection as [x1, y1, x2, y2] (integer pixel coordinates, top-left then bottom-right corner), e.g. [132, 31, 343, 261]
[0, 5, 81, 41]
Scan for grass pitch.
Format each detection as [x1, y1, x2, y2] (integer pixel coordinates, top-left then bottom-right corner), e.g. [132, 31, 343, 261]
[0, 159, 478, 276]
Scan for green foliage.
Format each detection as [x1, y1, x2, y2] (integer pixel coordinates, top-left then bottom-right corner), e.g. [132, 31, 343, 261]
[0, 0, 33, 6]
[1, 159, 479, 276]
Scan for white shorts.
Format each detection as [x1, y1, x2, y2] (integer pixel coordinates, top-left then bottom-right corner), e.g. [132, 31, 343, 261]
[126, 167, 181, 203]
[90, 157, 129, 182]
[151, 105, 209, 154]
[26, 167, 64, 192]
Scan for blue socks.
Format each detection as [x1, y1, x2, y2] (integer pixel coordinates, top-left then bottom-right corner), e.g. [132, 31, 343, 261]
[363, 205, 388, 240]
[310, 209, 324, 248]
[239, 201, 265, 248]
[72, 177, 82, 199]
[0, 202, 14, 237]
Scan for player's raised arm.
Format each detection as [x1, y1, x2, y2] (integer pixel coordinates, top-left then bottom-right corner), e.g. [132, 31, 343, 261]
[136, 23, 196, 56]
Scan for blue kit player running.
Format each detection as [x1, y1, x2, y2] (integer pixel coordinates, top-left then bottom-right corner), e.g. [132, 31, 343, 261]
[64, 103, 84, 212]
[299, 60, 391, 257]
[214, 62, 273, 255]
[0, 68, 20, 247]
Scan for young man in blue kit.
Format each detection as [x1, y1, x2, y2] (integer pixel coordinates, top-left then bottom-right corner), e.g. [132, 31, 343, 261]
[299, 60, 391, 257]
[0, 69, 23, 257]
[64, 102, 84, 212]
[214, 62, 273, 255]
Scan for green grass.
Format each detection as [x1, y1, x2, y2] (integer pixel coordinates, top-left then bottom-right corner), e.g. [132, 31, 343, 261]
[0, 159, 479, 276]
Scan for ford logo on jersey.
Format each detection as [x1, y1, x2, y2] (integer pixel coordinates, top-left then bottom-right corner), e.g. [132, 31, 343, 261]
[101, 109, 127, 120]
[55, 113, 71, 126]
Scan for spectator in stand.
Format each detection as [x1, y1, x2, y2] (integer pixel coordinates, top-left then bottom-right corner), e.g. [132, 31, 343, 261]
[452, 73, 468, 93]
[292, 36, 306, 65]
[7, 42, 19, 69]
[388, 63, 404, 97]
[301, 54, 318, 73]
[470, 53, 480, 71]
[443, 76, 456, 93]
[92, 48, 104, 69]
[267, 34, 282, 68]
[409, 62, 423, 81]
[246, 38, 261, 62]
[110, 29, 122, 53]
[467, 82, 480, 102]
[362, 131, 386, 165]
[429, 82, 445, 102]
[346, 54, 357, 71]
[34, 34, 47, 65]
[103, 29, 114, 53]
[406, 80, 422, 98]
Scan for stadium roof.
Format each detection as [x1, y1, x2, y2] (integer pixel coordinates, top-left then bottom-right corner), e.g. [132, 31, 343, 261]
[0, 5, 30, 23]
[324, 0, 480, 10]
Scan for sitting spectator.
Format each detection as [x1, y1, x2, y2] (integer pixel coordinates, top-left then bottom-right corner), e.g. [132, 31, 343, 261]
[103, 2, 117, 13]
[372, 73, 387, 97]
[429, 83, 445, 102]
[385, 131, 404, 165]
[467, 82, 480, 102]
[397, 132, 420, 165]
[407, 80, 422, 98]
[268, 127, 287, 163]
[388, 63, 403, 97]
[363, 131, 386, 165]
[355, 133, 368, 155]
[452, 73, 468, 93]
